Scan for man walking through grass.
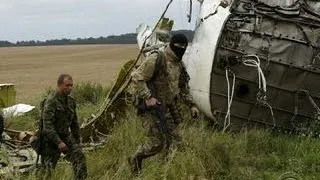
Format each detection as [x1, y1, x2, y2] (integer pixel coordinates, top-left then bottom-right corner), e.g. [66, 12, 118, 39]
[40, 74, 87, 180]
[129, 34, 200, 175]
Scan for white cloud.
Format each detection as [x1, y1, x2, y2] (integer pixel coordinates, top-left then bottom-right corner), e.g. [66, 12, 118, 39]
[0, 2, 12, 11]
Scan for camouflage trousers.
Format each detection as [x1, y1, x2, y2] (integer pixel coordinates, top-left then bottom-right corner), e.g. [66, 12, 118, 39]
[133, 103, 183, 160]
[39, 135, 87, 180]
[0, 145, 9, 167]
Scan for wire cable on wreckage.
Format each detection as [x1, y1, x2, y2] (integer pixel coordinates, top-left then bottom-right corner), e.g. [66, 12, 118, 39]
[196, 0, 229, 28]
[223, 54, 276, 131]
[223, 69, 235, 132]
[243, 55, 275, 127]
[187, 0, 192, 22]
[243, 55, 266, 93]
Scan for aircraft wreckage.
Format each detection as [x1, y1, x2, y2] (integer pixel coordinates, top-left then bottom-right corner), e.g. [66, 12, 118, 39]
[1, 0, 320, 175]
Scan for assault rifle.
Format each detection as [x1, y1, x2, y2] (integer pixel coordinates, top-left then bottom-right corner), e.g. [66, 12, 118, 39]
[137, 101, 167, 134]
[135, 50, 168, 134]
[35, 115, 44, 166]
[31, 99, 46, 167]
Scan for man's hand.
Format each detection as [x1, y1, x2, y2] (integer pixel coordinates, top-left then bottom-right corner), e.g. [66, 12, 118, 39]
[145, 97, 160, 107]
[57, 141, 68, 152]
[191, 106, 200, 118]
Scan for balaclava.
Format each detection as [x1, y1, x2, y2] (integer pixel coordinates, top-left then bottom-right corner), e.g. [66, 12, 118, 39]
[169, 34, 188, 59]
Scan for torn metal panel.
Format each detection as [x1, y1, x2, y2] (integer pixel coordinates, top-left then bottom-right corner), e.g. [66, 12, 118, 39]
[211, 0, 320, 133]
[257, 0, 299, 8]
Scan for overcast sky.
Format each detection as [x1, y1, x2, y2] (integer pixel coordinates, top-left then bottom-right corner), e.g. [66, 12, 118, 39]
[0, 0, 200, 42]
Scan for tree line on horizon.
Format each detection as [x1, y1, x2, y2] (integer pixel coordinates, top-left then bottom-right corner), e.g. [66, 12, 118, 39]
[0, 30, 194, 47]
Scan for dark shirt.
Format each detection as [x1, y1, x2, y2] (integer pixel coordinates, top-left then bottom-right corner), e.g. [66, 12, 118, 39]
[42, 92, 80, 145]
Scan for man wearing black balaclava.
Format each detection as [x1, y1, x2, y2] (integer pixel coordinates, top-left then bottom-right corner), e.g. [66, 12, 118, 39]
[128, 33, 200, 175]
[169, 33, 188, 59]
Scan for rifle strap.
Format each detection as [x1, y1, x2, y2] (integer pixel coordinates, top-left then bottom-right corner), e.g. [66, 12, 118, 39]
[35, 98, 47, 166]
[151, 50, 165, 81]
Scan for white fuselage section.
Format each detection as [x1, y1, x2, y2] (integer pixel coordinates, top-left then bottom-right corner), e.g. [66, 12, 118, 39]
[183, 0, 230, 118]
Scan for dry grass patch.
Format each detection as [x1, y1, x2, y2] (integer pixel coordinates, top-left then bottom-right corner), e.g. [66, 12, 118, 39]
[0, 44, 138, 103]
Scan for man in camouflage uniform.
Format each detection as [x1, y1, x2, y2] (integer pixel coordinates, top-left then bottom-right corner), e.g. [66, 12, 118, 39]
[128, 34, 200, 175]
[40, 74, 87, 180]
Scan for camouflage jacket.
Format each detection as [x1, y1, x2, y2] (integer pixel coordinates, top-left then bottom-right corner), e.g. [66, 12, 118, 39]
[42, 92, 80, 145]
[131, 46, 195, 107]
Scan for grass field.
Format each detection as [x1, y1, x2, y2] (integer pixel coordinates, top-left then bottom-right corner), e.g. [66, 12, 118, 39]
[1, 45, 320, 179]
[0, 44, 138, 103]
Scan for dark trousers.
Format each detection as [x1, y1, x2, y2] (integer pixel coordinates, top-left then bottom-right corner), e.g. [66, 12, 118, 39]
[133, 103, 183, 161]
[40, 135, 87, 180]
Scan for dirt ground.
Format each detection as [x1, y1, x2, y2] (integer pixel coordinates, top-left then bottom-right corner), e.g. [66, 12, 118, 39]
[0, 44, 139, 103]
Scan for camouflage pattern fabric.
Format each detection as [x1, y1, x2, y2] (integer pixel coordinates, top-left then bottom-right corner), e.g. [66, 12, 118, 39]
[131, 46, 194, 106]
[130, 46, 196, 172]
[134, 102, 183, 158]
[0, 145, 9, 167]
[41, 92, 87, 180]
[0, 114, 7, 169]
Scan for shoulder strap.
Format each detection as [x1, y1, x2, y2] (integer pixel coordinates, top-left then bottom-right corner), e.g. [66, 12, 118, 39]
[150, 50, 165, 81]
[40, 98, 47, 115]
[39, 98, 48, 129]
[146, 50, 165, 98]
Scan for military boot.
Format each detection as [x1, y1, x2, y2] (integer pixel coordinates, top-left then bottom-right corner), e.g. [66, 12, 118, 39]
[128, 154, 143, 176]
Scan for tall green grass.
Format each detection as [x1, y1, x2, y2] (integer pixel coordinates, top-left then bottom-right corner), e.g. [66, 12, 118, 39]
[4, 83, 320, 179]
[4, 82, 109, 130]
[27, 107, 319, 180]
